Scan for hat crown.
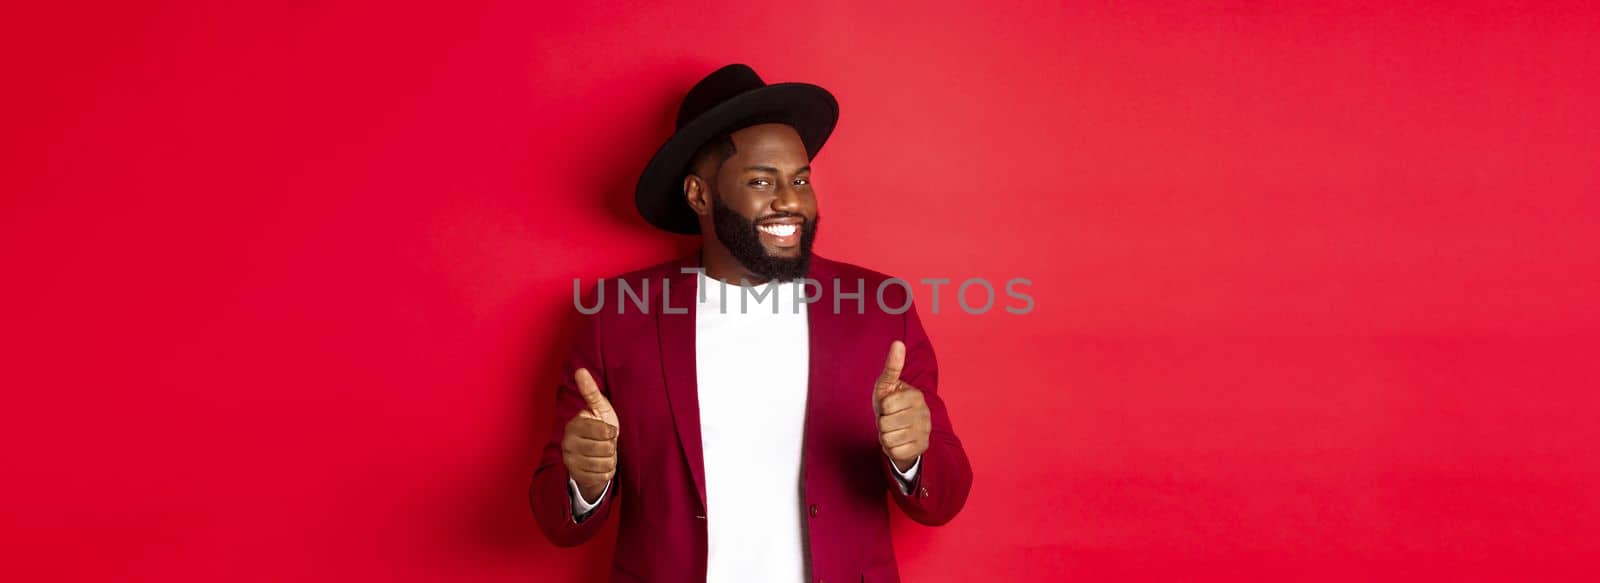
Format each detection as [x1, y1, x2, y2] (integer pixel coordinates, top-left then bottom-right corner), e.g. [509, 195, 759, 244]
[676, 64, 767, 129]
[637, 63, 837, 234]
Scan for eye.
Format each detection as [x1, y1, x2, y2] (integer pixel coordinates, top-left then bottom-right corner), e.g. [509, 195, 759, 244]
[793, 177, 810, 187]
[749, 178, 771, 188]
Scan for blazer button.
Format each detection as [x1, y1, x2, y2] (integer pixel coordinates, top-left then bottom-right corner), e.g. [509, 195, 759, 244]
[919, 487, 930, 498]
[808, 504, 819, 517]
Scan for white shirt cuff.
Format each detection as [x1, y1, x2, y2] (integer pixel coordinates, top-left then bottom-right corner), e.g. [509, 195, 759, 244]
[888, 454, 922, 495]
[568, 477, 610, 521]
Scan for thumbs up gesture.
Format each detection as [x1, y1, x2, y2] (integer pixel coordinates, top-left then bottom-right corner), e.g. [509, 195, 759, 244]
[563, 368, 619, 501]
[875, 341, 931, 472]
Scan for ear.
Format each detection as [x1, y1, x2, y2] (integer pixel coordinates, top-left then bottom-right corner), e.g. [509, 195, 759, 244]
[683, 174, 712, 216]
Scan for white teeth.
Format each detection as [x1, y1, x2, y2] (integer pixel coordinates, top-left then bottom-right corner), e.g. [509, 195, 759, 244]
[759, 224, 798, 237]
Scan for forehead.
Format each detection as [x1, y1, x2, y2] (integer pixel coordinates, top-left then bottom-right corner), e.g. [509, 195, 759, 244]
[728, 123, 810, 167]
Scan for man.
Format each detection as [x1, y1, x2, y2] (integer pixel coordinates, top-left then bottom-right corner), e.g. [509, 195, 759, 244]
[530, 64, 973, 583]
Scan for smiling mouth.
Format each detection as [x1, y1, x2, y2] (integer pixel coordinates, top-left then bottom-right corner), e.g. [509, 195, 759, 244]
[757, 224, 799, 237]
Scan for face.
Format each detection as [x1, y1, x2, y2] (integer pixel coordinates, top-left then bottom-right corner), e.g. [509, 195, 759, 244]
[688, 123, 821, 281]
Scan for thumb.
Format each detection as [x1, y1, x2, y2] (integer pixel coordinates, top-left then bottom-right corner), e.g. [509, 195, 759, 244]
[875, 341, 906, 403]
[574, 368, 613, 417]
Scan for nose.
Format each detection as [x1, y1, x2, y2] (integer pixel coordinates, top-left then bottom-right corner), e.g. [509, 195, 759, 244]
[772, 181, 801, 213]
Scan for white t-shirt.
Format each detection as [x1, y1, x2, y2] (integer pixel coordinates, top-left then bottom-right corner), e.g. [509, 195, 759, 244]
[692, 274, 811, 582]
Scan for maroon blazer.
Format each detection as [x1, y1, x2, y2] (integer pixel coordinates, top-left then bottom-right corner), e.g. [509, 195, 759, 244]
[530, 254, 973, 582]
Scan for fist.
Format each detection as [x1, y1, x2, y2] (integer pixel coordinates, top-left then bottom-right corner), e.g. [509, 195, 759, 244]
[562, 368, 619, 501]
[875, 341, 931, 471]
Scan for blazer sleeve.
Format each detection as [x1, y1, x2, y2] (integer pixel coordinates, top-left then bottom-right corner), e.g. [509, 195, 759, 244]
[529, 304, 619, 546]
[880, 301, 973, 526]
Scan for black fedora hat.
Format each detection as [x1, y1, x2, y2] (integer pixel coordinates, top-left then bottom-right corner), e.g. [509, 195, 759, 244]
[635, 64, 839, 234]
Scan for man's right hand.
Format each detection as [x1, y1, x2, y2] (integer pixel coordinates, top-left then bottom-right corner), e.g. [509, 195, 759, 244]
[562, 368, 619, 502]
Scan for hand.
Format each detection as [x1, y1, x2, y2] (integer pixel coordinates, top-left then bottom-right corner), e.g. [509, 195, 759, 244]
[875, 341, 930, 472]
[562, 368, 619, 501]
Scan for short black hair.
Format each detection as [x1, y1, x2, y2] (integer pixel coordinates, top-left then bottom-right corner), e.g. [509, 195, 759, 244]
[683, 113, 797, 183]
[688, 131, 738, 179]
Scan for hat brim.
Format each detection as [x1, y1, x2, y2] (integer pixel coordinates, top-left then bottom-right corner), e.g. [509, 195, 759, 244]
[635, 82, 839, 234]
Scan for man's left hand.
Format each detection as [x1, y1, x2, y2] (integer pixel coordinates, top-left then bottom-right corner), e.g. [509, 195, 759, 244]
[875, 340, 930, 472]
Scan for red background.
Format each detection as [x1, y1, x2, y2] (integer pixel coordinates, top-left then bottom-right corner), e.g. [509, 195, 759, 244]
[3, 1, 1598, 581]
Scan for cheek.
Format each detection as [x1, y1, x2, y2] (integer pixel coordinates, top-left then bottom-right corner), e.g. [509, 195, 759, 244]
[718, 188, 764, 214]
[798, 192, 820, 215]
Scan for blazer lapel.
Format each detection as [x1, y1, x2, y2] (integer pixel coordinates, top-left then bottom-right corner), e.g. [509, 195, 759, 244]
[658, 254, 708, 510]
[802, 256, 845, 467]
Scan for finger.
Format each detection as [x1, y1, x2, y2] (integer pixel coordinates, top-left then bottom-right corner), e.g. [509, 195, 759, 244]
[569, 456, 617, 474]
[568, 416, 619, 441]
[880, 427, 920, 448]
[875, 341, 906, 395]
[575, 368, 614, 416]
[878, 388, 923, 416]
[887, 442, 923, 461]
[568, 439, 617, 457]
[877, 408, 923, 432]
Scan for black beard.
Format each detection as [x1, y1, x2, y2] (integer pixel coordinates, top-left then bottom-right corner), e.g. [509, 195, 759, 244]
[710, 194, 819, 282]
